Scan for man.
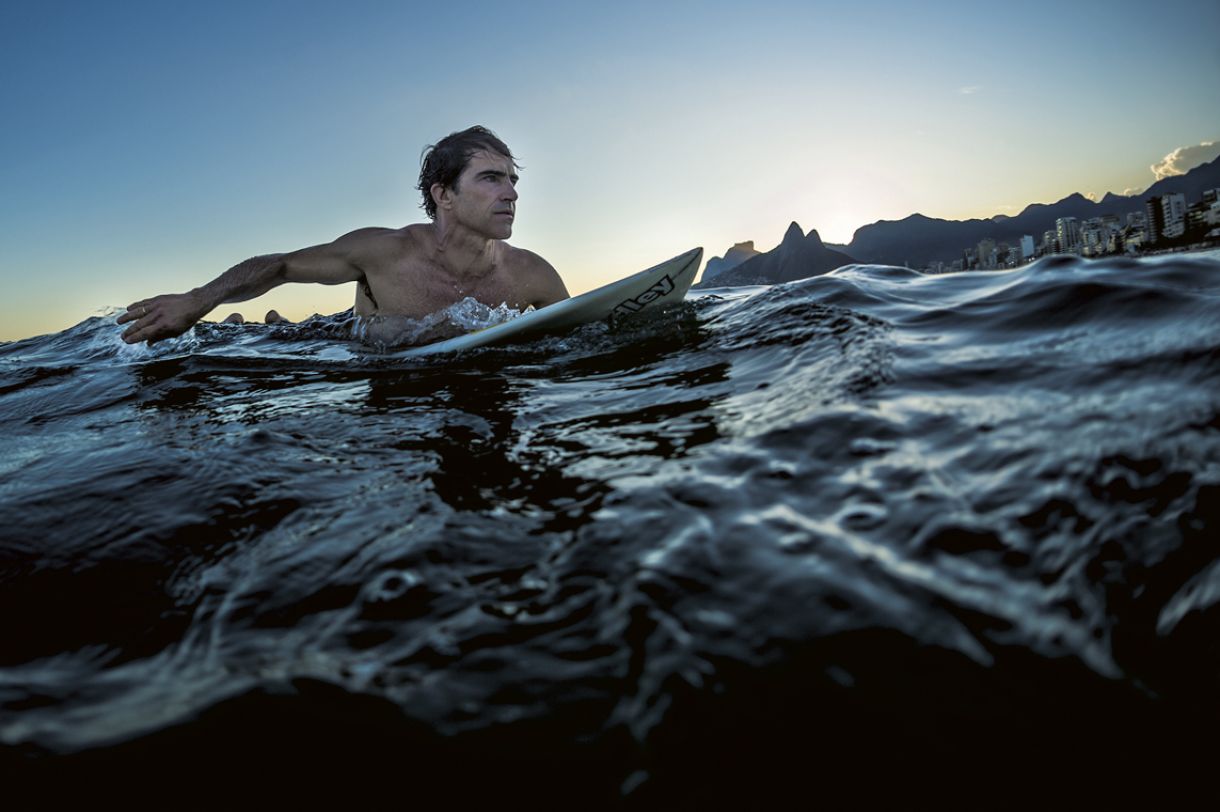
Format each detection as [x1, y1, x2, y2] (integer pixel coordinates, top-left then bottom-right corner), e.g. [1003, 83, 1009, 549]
[119, 126, 569, 345]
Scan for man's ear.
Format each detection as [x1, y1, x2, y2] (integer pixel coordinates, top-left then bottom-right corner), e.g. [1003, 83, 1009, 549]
[431, 183, 451, 212]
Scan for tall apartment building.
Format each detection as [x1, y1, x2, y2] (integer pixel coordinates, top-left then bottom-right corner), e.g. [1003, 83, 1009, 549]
[977, 238, 997, 269]
[1145, 197, 1164, 243]
[1042, 229, 1057, 255]
[1162, 193, 1187, 238]
[1055, 217, 1081, 254]
[1145, 193, 1187, 243]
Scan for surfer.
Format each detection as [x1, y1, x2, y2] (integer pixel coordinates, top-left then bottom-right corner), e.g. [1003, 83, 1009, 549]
[119, 126, 569, 344]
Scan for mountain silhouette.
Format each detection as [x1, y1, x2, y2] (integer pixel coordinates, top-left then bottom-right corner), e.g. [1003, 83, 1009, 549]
[695, 222, 856, 287]
[701, 241, 762, 284]
[844, 155, 1220, 267]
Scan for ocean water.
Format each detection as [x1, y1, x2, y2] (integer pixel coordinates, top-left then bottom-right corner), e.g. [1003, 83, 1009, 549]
[2, 251, 1218, 803]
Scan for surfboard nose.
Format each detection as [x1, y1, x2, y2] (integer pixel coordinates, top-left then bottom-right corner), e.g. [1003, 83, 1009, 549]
[684, 246, 704, 272]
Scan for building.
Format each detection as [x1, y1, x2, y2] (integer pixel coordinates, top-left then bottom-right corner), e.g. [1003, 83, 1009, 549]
[1042, 229, 1057, 255]
[1190, 190, 1220, 237]
[1162, 193, 1187, 238]
[1187, 196, 1220, 236]
[1146, 193, 1187, 243]
[1020, 235, 1035, 260]
[1055, 217, 1081, 254]
[1145, 197, 1165, 243]
[1081, 221, 1106, 256]
[1123, 230, 1145, 253]
[977, 238, 996, 269]
[1080, 216, 1121, 257]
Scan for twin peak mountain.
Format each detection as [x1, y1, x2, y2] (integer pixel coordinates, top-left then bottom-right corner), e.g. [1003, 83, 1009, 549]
[695, 222, 854, 288]
[694, 155, 1220, 286]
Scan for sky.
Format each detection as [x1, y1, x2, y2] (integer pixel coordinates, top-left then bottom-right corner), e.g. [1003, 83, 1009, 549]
[2, 0, 1218, 341]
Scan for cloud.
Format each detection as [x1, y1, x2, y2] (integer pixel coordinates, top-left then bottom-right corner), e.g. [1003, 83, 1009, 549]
[958, 85, 982, 95]
[1151, 139, 1220, 180]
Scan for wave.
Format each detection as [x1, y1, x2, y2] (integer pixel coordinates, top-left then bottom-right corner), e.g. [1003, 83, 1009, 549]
[2, 250, 1218, 801]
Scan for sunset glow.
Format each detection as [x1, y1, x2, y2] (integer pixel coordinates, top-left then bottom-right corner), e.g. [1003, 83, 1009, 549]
[1, 0, 1217, 339]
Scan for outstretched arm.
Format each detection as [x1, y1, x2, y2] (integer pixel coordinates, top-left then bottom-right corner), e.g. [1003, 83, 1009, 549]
[118, 230, 377, 344]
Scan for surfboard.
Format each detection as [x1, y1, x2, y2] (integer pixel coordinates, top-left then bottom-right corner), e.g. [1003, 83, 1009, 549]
[396, 247, 703, 356]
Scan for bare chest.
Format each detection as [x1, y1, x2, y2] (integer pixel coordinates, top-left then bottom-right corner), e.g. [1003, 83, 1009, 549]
[356, 256, 527, 317]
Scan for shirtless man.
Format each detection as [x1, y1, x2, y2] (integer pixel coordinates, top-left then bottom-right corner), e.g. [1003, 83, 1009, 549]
[119, 126, 569, 345]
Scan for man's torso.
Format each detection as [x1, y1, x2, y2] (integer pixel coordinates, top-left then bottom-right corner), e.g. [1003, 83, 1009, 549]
[352, 225, 545, 318]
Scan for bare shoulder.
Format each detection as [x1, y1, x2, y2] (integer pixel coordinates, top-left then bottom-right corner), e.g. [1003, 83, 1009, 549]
[508, 245, 558, 274]
[331, 226, 401, 252]
[503, 244, 569, 307]
[326, 226, 393, 243]
[399, 223, 434, 244]
[326, 226, 419, 269]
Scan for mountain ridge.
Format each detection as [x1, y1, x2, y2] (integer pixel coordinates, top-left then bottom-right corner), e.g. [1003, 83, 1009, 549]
[695, 222, 856, 287]
[844, 156, 1220, 266]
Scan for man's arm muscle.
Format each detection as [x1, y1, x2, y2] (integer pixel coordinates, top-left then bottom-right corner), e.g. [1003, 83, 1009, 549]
[119, 229, 379, 344]
[279, 228, 388, 285]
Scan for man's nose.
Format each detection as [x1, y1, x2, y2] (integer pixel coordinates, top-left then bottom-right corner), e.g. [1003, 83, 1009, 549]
[503, 182, 518, 201]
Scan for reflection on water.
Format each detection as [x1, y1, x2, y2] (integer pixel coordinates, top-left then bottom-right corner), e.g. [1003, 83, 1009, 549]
[1, 251, 1219, 802]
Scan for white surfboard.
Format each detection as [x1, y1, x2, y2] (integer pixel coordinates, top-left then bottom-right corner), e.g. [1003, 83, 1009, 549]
[397, 247, 703, 356]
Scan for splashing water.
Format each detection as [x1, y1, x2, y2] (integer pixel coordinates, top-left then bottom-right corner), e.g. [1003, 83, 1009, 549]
[2, 250, 1218, 803]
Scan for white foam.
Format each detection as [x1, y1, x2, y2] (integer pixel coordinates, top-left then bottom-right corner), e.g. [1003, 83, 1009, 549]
[352, 297, 530, 350]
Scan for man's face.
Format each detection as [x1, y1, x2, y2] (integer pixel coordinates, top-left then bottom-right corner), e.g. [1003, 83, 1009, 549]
[446, 149, 519, 239]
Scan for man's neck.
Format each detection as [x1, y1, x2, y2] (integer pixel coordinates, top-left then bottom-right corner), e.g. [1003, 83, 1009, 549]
[429, 219, 499, 281]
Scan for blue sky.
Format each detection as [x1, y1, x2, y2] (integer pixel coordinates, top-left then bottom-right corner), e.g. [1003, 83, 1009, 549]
[2, 0, 1218, 340]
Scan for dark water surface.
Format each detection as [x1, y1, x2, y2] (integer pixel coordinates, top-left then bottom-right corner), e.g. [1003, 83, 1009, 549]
[2, 252, 1219, 803]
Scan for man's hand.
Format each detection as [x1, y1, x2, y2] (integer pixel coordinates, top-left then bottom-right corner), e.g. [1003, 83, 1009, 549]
[118, 292, 210, 344]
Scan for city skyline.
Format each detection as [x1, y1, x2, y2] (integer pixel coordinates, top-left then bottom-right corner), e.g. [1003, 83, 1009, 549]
[699, 172, 1220, 283]
[2, 0, 1219, 341]
[934, 181, 1220, 273]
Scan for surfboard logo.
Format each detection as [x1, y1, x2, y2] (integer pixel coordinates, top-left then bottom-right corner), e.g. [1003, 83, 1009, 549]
[611, 274, 675, 318]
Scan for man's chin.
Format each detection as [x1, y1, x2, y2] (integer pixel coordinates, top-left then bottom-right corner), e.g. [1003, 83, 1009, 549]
[478, 218, 513, 240]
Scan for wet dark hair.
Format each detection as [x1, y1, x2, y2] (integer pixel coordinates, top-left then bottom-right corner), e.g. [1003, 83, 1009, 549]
[417, 125, 518, 220]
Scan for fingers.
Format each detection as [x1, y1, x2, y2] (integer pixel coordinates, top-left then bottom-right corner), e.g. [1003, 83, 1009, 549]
[123, 323, 174, 345]
[121, 317, 158, 344]
[120, 307, 170, 344]
[116, 300, 150, 325]
[119, 301, 152, 342]
[117, 293, 200, 345]
[119, 298, 175, 344]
